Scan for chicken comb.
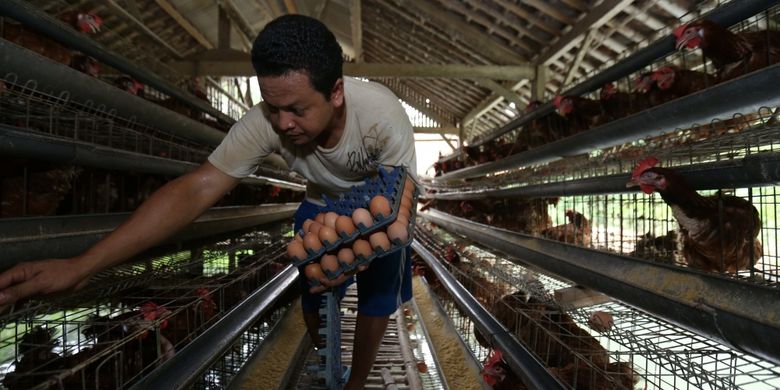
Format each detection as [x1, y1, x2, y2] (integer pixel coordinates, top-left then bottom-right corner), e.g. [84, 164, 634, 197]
[485, 349, 504, 367]
[553, 95, 564, 107]
[651, 66, 674, 80]
[632, 157, 660, 178]
[672, 24, 688, 39]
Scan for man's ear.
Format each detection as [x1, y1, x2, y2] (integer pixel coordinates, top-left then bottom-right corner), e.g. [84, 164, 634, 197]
[330, 78, 345, 107]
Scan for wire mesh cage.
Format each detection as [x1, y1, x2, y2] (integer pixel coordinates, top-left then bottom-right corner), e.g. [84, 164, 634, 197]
[437, 1, 780, 175]
[0, 224, 298, 390]
[0, 74, 213, 163]
[413, 223, 780, 390]
[425, 109, 780, 287]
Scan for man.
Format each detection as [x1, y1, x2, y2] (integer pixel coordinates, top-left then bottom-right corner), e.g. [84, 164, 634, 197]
[0, 14, 415, 390]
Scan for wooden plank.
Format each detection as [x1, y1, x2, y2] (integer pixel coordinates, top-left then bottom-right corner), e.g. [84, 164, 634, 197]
[155, 0, 214, 49]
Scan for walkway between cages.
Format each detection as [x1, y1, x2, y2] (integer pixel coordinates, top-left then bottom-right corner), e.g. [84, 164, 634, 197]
[235, 283, 434, 390]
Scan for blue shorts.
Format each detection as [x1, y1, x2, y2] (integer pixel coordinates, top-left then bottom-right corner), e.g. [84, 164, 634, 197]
[295, 200, 413, 317]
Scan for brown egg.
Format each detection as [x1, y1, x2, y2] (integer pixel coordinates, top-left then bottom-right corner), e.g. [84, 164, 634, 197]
[315, 213, 326, 224]
[387, 220, 409, 243]
[337, 248, 355, 266]
[588, 311, 615, 333]
[395, 213, 409, 226]
[335, 215, 356, 236]
[352, 239, 373, 259]
[369, 231, 391, 252]
[318, 225, 339, 245]
[309, 222, 323, 235]
[294, 232, 304, 242]
[400, 197, 412, 213]
[397, 207, 411, 221]
[402, 191, 413, 204]
[352, 208, 374, 228]
[304, 263, 325, 282]
[324, 212, 339, 228]
[302, 219, 314, 233]
[321, 254, 340, 275]
[287, 240, 307, 261]
[303, 233, 323, 253]
[416, 361, 428, 374]
[369, 195, 392, 219]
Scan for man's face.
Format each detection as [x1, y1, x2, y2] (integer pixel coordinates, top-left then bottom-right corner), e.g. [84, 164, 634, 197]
[259, 71, 343, 146]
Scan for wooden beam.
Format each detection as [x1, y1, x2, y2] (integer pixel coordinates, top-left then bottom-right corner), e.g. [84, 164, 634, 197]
[283, 0, 298, 14]
[218, 6, 231, 49]
[220, 0, 256, 50]
[266, 0, 283, 17]
[343, 63, 534, 80]
[474, 78, 525, 108]
[351, 0, 362, 62]
[380, 82, 456, 128]
[413, 126, 459, 135]
[106, 0, 184, 58]
[312, 0, 329, 18]
[123, 0, 143, 20]
[399, 0, 527, 65]
[439, 133, 457, 150]
[171, 58, 536, 79]
[561, 28, 595, 88]
[155, 0, 214, 49]
[537, 0, 634, 66]
[463, 80, 527, 125]
[525, 0, 576, 25]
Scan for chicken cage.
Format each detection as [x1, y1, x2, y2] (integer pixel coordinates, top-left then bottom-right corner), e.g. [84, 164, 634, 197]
[0, 74, 304, 218]
[0, 225, 298, 390]
[435, 2, 780, 178]
[425, 108, 780, 283]
[414, 224, 780, 390]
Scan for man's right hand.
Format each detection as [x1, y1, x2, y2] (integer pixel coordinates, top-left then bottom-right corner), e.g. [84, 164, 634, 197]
[0, 257, 93, 308]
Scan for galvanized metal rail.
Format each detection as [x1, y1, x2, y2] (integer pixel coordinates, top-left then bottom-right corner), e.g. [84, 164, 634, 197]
[418, 208, 780, 366]
[426, 151, 780, 200]
[437, 63, 780, 181]
[0, 204, 298, 269]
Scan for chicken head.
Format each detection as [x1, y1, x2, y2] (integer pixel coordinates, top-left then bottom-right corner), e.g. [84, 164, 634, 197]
[626, 156, 666, 194]
[674, 22, 703, 50]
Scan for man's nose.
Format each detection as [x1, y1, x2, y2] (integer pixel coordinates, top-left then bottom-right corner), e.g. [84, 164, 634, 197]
[278, 112, 295, 131]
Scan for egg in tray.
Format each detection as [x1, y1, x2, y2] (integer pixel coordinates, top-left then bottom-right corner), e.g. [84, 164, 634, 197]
[285, 165, 418, 287]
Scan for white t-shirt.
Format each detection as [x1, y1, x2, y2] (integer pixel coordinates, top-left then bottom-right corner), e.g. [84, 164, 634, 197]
[208, 77, 417, 204]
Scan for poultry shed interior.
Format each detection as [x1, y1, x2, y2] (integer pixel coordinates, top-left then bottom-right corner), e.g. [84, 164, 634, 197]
[1, 0, 780, 389]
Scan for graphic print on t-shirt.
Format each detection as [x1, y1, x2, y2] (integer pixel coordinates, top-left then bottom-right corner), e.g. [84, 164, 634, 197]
[347, 123, 387, 173]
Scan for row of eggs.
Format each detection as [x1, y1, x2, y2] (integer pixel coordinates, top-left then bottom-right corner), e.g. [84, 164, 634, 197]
[291, 178, 417, 285]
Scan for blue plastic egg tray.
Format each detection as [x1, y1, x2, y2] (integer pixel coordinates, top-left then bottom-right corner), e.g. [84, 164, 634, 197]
[292, 166, 419, 284]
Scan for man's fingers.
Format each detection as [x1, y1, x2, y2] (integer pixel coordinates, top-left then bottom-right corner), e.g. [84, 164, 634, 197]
[0, 264, 32, 290]
[0, 278, 42, 306]
[0, 265, 39, 304]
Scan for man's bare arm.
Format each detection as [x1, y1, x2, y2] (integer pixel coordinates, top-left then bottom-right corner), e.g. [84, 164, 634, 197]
[0, 161, 240, 305]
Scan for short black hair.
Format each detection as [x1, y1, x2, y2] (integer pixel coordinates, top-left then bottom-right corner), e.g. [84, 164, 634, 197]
[251, 15, 343, 98]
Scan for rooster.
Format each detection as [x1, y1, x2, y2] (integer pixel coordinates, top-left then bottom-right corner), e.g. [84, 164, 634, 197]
[115, 77, 145, 97]
[599, 83, 635, 121]
[627, 157, 762, 273]
[522, 100, 568, 148]
[674, 20, 780, 81]
[541, 210, 591, 245]
[647, 66, 716, 106]
[1, 11, 103, 67]
[553, 95, 609, 136]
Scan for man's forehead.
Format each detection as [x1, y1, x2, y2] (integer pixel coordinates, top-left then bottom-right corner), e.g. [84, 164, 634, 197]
[258, 73, 316, 106]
